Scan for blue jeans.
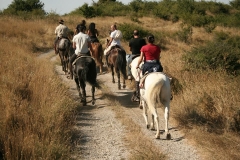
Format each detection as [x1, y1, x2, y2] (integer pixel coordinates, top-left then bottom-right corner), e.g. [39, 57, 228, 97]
[126, 54, 137, 76]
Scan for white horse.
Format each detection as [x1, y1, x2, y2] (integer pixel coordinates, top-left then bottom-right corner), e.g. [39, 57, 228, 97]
[130, 57, 171, 139]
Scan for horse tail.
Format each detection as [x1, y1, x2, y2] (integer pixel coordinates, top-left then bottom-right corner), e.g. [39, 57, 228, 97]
[99, 43, 104, 66]
[85, 58, 100, 89]
[146, 74, 170, 107]
[80, 63, 88, 83]
[151, 79, 165, 106]
[116, 49, 127, 78]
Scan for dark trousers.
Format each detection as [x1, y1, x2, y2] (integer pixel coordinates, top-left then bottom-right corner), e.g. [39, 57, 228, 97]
[142, 61, 163, 75]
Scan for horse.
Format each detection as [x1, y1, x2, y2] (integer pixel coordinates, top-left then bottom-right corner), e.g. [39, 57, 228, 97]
[73, 56, 98, 106]
[130, 56, 172, 139]
[106, 45, 127, 90]
[90, 42, 104, 74]
[56, 38, 71, 75]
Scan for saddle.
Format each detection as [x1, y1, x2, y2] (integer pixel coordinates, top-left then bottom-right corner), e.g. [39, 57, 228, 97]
[139, 72, 166, 89]
[72, 55, 93, 65]
[106, 45, 122, 56]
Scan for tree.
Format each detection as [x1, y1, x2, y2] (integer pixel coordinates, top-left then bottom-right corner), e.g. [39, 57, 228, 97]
[230, 0, 240, 9]
[3, 0, 45, 15]
[98, 0, 116, 3]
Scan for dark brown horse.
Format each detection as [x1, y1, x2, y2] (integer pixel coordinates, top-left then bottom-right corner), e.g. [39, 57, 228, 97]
[107, 45, 127, 89]
[57, 38, 71, 75]
[73, 56, 99, 106]
[90, 42, 104, 74]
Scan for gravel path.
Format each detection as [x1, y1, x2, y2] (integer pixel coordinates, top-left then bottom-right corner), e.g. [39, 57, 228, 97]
[46, 52, 203, 160]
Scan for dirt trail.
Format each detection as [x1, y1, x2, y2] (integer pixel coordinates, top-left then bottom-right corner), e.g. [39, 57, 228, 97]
[46, 51, 202, 160]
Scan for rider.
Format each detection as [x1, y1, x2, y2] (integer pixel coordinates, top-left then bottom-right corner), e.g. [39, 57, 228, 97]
[136, 34, 163, 86]
[104, 24, 124, 66]
[127, 30, 146, 102]
[67, 24, 94, 79]
[127, 30, 146, 80]
[75, 19, 86, 35]
[54, 19, 70, 54]
[87, 22, 99, 43]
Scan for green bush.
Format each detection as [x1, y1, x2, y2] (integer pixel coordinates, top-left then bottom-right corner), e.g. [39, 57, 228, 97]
[118, 23, 150, 41]
[183, 32, 240, 76]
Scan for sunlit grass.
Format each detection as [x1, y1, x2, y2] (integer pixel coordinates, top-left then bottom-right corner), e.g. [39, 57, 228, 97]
[0, 14, 239, 159]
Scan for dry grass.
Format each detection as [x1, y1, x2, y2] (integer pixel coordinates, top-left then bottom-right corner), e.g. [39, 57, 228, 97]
[0, 16, 77, 159]
[0, 15, 240, 159]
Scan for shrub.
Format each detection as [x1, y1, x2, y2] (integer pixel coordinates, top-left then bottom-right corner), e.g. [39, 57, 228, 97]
[183, 32, 240, 76]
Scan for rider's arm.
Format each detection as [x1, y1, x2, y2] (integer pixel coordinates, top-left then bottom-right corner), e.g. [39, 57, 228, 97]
[73, 42, 76, 49]
[136, 51, 144, 69]
[107, 37, 113, 47]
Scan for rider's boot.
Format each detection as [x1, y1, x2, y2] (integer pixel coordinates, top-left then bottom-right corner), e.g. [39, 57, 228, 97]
[105, 54, 109, 67]
[134, 81, 140, 102]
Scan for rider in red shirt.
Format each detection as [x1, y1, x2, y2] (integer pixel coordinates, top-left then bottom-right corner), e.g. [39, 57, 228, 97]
[136, 34, 163, 75]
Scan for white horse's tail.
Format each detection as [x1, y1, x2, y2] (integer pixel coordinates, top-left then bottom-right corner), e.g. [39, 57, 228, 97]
[146, 77, 164, 109]
[144, 73, 171, 108]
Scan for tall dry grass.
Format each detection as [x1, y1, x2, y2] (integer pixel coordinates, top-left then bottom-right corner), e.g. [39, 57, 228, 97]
[0, 14, 239, 159]
[0, 16, 77, 159]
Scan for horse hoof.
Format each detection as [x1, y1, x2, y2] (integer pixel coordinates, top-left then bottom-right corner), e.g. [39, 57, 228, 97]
[155, 135, 160, 139]
[139, 105, 143, 109]
[166, 133, 171, 140]
[146, 124, 150, 129]
[123, 84, 126, 89]
[92, 100, 95, 105]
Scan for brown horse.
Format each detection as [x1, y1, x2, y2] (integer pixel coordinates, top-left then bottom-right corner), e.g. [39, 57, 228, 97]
[107, 45, 127, 89]
[90, 42, 104, 74]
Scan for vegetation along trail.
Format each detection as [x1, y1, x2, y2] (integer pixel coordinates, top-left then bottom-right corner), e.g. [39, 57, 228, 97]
[46, 50, 203, 160]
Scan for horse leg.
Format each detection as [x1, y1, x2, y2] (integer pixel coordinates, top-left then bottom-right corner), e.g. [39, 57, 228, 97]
[117, 70, 121, 90]
[122, 72, 126, 89]
[149, 105, 160, 139]
[150, 114, 155, 131]
[164, 102, 171, 140]
[80, 80, 87, 106]
[111, 66, 115, 83]
[75, 78, 82, 99]
[59, 55, 64, 72]
[99, 64, 103, 74]
[91, 85, 95, 105]
[63, 58, 66, 74]
[142, 101, 149, 129]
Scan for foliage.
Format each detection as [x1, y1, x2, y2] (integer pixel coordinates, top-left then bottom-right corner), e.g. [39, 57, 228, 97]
[70, 1, 130, 17]
[183, 32, 240, 76]
[230, 0, 240, 9]
[117, 23, 149, 41]
[174, 24, 193, 43]
[3, 0, 45, 16]
[79, 3, 96, 18]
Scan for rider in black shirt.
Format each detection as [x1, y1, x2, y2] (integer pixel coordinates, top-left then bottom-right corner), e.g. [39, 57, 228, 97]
[127, 30, 146, 102]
